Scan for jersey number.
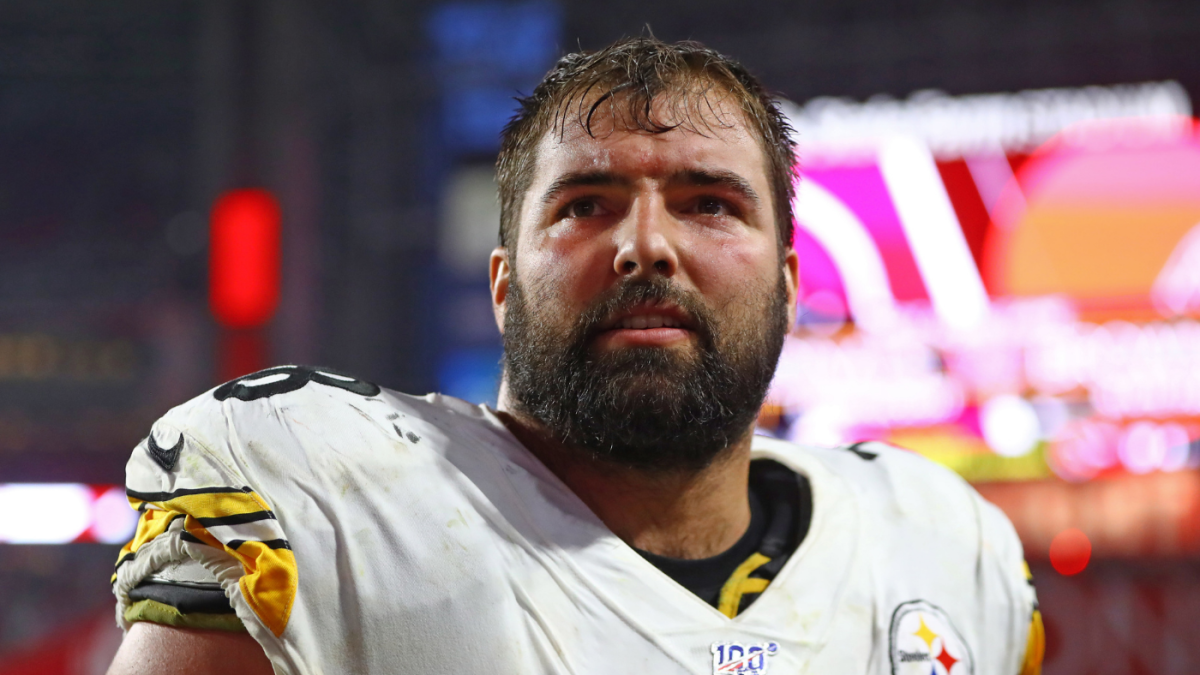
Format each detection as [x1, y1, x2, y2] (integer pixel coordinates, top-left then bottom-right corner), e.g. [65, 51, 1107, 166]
[213, 365, 381, 402]
[845, 441, 878, 461]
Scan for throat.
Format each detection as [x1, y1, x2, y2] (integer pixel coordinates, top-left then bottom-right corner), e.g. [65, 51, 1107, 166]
[563, 445, 754, 560]
[634, 459, 812, 618]
[634, 485, 766, 605]
[494, 408, 755, 559]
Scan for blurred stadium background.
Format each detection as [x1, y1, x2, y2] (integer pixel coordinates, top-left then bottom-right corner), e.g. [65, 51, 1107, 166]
[1, 1, 1199, 673]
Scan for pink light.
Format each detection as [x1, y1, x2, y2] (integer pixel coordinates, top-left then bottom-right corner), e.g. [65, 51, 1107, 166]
[802, 163, 929, 303]
[91, 485, 139, 544]
[793, 227, 849, 320]
[792, 178, 901, 331]
[0, 484, 136, 544]
[878, 136, 990, 331]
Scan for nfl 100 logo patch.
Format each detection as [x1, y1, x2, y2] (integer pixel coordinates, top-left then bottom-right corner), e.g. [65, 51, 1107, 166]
[889, 600, 975, 675]
[710, 641, 779, 674]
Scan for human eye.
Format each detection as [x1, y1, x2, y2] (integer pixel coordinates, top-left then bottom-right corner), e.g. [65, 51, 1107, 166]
[691, 196, 737, 217]
[561, 198, 608, 219]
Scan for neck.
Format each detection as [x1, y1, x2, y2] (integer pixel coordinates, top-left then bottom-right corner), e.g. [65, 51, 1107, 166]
[495, 391, 754, 560]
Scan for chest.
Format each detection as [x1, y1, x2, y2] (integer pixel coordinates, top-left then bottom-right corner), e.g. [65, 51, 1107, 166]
[271, 476, 918, 674]
[249, 430, 986, 674]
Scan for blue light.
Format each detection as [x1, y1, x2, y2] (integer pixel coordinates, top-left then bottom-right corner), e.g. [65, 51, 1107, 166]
[428, 1, 560, 79]
[428, 1, 561, 153]
[442, 87, 524, 153]
[438, 347, 503, 406]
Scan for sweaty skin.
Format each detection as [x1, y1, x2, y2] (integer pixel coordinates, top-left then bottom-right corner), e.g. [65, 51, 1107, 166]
[107, 96, 799, 674]
[107, 622, 273, 675]
[491, 97, 798, 559]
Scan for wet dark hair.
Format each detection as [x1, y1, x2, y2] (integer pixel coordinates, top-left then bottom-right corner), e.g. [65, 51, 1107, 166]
[496, 36, 798, 253]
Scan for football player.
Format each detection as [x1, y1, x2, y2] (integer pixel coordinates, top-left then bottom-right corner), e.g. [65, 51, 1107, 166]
[108, 37, 1043, 675]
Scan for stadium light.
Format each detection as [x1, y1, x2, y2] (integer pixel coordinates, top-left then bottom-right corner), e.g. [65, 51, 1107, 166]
[0, 484, 136, 544]
[209, 189, 282, 329]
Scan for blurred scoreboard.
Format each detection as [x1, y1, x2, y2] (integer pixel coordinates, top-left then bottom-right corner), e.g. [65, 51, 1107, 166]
[764, 81, 1200, 559]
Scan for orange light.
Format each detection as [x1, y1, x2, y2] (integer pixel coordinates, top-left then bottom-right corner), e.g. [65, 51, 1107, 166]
[209, 189, 282, 328]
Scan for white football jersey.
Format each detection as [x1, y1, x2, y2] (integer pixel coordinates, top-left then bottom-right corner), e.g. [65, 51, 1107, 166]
[113, 366, 1040, 675]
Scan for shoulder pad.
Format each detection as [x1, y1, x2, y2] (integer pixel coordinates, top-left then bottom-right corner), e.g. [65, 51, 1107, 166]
[211, 364, 380, 403]
[756, 436, 994, 544]
[118, 365, 390, 638]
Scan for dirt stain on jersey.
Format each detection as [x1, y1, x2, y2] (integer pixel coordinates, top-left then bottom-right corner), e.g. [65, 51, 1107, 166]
[447, 509, 469, 529]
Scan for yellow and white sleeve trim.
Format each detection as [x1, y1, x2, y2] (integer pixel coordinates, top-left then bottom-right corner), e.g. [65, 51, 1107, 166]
[113, 485, 297, 637]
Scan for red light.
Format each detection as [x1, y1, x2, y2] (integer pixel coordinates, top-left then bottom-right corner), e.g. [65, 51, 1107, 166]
[1049, 528, 1092, 575]
[217, 329, 269, 383]
[209, 189, 282, 328]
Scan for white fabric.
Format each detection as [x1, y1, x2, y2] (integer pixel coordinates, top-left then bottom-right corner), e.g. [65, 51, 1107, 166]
[115, 374, 1036, 675]
[146, 558, 222, 586]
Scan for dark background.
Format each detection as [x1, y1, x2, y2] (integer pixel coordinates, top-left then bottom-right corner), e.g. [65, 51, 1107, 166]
[0, 1, 1197, 672]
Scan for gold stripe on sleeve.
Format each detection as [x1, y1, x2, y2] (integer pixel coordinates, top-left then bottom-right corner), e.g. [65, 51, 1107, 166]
[115, 488, 298, 638]
[1019, 561, 1045, 675]
[124, 599, 247, 633]
[1019, 609, 1045, 675]
[112, 508, 183, 582]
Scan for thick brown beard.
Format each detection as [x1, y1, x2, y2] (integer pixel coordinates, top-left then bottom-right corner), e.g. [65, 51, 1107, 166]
[502, 270, 790, 473]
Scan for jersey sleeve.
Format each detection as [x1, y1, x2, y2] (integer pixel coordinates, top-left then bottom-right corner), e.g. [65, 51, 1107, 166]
[975, 488, 1043, 675]
[111, 395, 298, 641]
[1018, 562, 1046, 675]
[844, 440, 1043, 675]
[124, 558, 245, 632]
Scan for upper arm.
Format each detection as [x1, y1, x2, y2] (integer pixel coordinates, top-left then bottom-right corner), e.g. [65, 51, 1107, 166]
[114, 404, 299, 640]
[975, 497, 1043, 675]
[107, 622, 274, 675]
[871, 444, 1043, 674]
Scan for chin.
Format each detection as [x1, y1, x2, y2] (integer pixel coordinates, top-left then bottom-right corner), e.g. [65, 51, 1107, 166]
[606, 368, 692, 392]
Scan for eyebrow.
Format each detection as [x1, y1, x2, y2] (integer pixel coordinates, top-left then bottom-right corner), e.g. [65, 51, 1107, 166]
[670, 168, 761, 207]
[539, 168, 761, 208]
[539, 171, 630, 206]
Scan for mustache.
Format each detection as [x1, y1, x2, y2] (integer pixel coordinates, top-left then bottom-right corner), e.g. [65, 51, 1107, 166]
[501, 266, 790, 472]
[574, 276, 717, 347]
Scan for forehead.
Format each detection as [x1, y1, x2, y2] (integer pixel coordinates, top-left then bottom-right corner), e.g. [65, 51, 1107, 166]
[527, 93, 769, 194]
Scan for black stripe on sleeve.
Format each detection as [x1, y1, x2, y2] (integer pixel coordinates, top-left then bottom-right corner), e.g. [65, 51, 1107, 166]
[129, 580, 236, 614]
[226, 538, 292, 551]
[126, 485, 254, 503]
[193, 511, 277, 527]
[114, 551, 136, 572]
[179, 531, 209, 546]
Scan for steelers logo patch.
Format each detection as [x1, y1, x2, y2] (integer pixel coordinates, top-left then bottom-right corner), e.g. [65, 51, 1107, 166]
[889, 600, 974, 675]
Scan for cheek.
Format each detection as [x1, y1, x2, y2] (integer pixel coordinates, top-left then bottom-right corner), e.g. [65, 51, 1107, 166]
[517, 232, 613, 309]
[679, 229, 778, 300]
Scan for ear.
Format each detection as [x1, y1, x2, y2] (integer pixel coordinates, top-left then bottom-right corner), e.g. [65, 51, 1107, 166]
[490, 246, 511, 334]
[783, 247, 800, 328]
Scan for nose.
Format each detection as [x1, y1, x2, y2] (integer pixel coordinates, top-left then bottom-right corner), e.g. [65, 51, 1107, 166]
[612, 196, 679, 278]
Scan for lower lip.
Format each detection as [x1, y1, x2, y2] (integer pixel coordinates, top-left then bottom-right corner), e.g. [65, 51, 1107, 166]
[594, 327, 693, 349]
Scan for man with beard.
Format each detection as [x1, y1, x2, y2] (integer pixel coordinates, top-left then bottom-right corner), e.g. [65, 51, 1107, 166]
[108, 37, 1043, 675]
